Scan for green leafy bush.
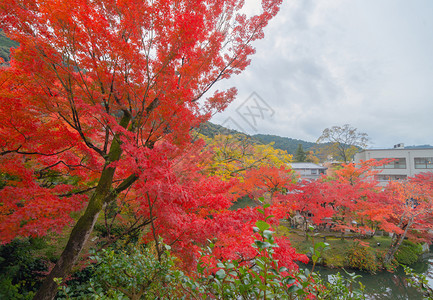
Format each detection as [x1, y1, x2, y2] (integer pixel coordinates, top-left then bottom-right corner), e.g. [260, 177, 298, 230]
[345, 242, 380, 274]
[59, 221, 366, 299]
[315, 270, 366, 300]
[403, 264, 433, 299]
[0, 238, 48, 299]
[395, 240, 423, 265]
[57, 243, 181, 299]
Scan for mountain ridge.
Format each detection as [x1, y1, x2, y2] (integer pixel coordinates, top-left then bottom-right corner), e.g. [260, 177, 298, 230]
[199, 122, 433, 156]
[197, 122, 317, 155]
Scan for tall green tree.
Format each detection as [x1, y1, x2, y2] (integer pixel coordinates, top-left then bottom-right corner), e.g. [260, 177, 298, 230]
[294, 143, 306, 162]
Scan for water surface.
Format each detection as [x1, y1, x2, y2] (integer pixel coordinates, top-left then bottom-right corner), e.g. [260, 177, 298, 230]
[314, 257, 433, 299]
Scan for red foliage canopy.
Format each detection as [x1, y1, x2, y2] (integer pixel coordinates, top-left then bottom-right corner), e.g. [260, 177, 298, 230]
[0, 0, 312, 290]
[0, 0, 282, 244]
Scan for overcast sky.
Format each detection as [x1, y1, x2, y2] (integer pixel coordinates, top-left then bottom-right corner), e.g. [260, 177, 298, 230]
[210, 0, 433, 149]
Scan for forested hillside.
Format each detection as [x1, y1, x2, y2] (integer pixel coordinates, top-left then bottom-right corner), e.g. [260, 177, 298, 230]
[197, 121, 247, 138]
[198, 122, 318, 155]
[253, 133, 316, 155]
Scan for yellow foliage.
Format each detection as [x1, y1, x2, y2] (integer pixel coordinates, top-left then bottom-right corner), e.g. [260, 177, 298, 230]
[201, 134, 292, 180]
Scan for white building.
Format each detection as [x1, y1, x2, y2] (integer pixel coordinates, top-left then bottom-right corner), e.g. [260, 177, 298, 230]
[354, 144, 433, 184]
[291, 162, 327, 180]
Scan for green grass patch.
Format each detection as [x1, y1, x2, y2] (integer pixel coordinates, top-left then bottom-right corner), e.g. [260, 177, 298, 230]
[278, 226, 392, 272]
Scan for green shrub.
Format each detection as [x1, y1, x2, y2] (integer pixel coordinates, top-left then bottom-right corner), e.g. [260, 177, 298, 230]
[60, 221, 366, 299]
[0, 278, 34, 300]
[403, 264, 433, 298]
[55, 264, 96, 299]
[57, 243, 181, 299]
[93, 223, 125, 238]
[0, 238, 48, 299]
[345, 243, 379, 274]
[395, 240, 423, 265]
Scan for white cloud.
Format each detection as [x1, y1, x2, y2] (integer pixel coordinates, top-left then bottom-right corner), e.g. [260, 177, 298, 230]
[211, 0, 433, 148]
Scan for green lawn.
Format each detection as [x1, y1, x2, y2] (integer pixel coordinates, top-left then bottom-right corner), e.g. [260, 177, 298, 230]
[277, 226, 392, 269]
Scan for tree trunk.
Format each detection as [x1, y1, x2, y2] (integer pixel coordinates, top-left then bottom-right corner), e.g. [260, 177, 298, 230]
[384, 236, 401, 265]
[34, 113, 131, 300]
[304, 217, 308, 241]
[384, 220, 413, 265]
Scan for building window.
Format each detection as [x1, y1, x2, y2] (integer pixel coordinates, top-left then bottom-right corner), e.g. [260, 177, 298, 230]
[311, 169, 317, 175]
[376, 175, 407, 181]
[376, 158, 406, 169]
[414, 157, 433, 169]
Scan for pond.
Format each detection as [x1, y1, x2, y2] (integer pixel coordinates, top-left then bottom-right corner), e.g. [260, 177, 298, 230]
[313, 256, 433, 299]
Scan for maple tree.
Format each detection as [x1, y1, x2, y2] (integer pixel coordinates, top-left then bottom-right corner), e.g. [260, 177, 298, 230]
[0, 0, 283, 298]
[310, 161, 433, 265]
[233, 165, 296, 202]
[383, 174, 433, 264]
[323, 160, 400, 239]
[411, 171, 433, 189]
[281, 160, 392, 240]
[282, 179, 335, 239]
[316, 160, 433, 263]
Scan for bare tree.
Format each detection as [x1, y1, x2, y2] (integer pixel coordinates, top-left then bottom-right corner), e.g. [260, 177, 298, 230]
[316, 124, 369, 163]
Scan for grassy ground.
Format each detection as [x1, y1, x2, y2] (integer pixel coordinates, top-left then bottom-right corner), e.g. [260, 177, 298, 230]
[277, 225, 392, 269]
